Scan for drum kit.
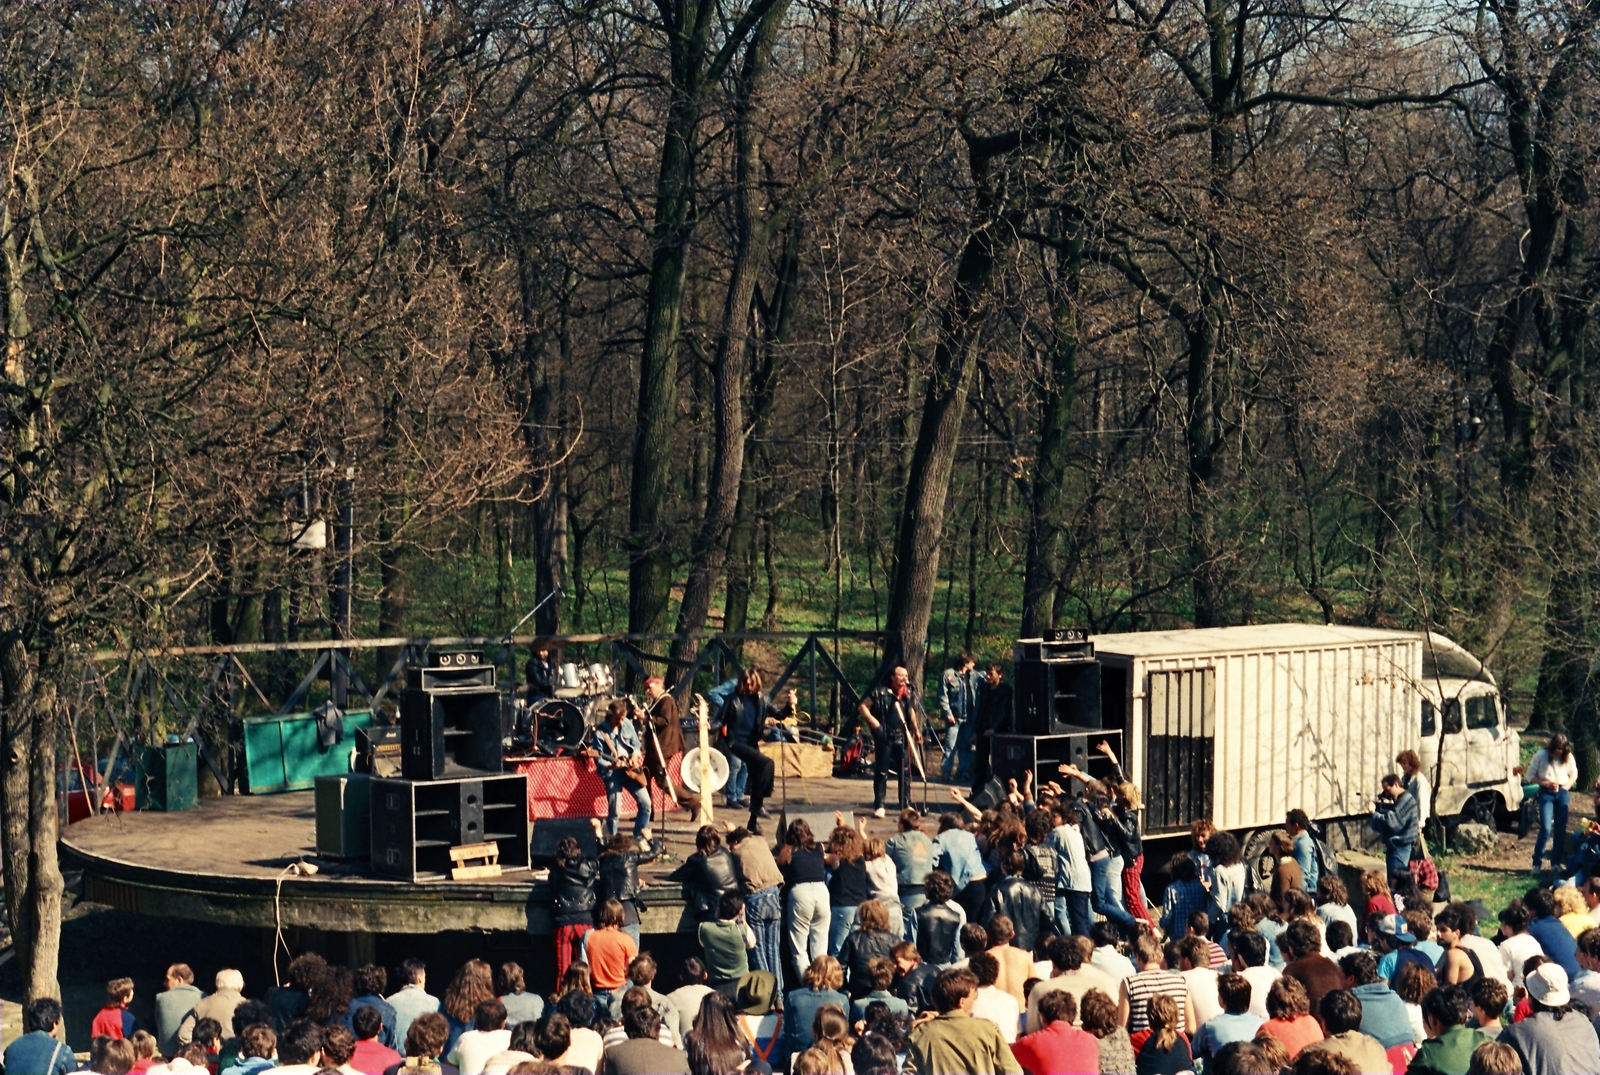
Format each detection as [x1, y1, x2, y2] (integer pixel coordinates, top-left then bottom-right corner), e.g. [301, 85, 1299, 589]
[508, 661, 622, 757]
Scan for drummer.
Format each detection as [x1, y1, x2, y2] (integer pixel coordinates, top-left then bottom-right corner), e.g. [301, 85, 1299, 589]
[525, 645, 556, 702]
[640, 677, 686, 806]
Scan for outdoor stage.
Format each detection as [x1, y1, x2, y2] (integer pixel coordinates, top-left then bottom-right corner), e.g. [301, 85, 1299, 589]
[59, 771, 949, 937]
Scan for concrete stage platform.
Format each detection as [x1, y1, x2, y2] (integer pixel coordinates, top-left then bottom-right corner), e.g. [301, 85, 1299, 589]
[60, 773, 957, 936]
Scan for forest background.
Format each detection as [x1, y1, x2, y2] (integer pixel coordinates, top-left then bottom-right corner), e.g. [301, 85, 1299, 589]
[5, 0, 1600, 1001]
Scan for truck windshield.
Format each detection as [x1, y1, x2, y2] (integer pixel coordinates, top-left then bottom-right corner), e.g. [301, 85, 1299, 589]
[1441, 699, 1463, 735]
[1467, 695, 1499, 733]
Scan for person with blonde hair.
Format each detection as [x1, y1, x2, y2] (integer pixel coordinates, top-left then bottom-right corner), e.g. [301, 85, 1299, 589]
[784, 956, 848, 1059]
[1135, 993, 1193, 1074]
[1466, 1040, 1523, 1075]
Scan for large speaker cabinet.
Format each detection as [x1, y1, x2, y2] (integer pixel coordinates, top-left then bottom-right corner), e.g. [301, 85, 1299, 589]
[400, 653, 503, 780]
[1014, 631, 1101, 735]
[991, 730, 1123, 793]
[370, 773, 530, 882]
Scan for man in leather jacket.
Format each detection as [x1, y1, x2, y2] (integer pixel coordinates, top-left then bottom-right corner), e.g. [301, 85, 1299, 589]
[591, 818, 646, 947]
[706, 670, 794, 834]
[983, 851, 1045, 952]
[915, 870, 966, 967]
[551, 835, 599, 978]
[667, 825, 742, 924]
[860, 665, 924, 817]
[969, 664, 1013, 798]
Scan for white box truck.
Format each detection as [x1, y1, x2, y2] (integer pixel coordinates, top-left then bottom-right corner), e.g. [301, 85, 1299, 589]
[1084, 624, 1522, 871]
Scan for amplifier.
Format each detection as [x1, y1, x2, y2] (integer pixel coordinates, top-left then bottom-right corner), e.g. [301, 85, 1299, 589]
[356, 725, 403, 777]
[315, 773, 370, 858]
[991, 730, 1122, 794]
[370, 773, 530, 882]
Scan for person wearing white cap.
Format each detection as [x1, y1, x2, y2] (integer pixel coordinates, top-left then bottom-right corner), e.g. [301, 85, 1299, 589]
[1496, 962, 1600, 1075]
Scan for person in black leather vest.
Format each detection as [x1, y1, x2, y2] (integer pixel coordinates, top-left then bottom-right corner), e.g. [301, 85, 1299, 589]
[667, 826, 742, 924]
[916, 870, 966, 967]
[591, 819, 645, 948]
[983, 851, 1045, 952]
[551, 836, 599, 980]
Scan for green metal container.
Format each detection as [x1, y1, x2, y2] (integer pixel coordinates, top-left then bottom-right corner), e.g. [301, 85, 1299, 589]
[241, 709, 376, 793]
[135, 739, 199, 811]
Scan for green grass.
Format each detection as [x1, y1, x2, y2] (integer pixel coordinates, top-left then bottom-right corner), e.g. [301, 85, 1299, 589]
[1431, 853, 1536, 911]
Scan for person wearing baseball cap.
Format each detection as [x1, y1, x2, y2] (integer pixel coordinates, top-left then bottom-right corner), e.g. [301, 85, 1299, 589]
[1370, 913, 1432, 988]
[1496, 962, 1600, 1074]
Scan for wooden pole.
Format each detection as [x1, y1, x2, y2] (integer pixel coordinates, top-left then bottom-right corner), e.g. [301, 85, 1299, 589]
[697, 695, 714, 826]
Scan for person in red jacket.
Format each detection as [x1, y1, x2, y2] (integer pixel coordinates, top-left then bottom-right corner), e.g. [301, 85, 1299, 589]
[1011, 989, 1100, 1074]
[92, 978, 138, 1039]
[351, 1006, 403, 1074]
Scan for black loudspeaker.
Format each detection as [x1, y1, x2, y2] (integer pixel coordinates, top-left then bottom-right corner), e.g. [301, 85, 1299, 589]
[991, 731, 1123, 792]
[1014, 638, 1101, 735]
[401, 685, 503, 779]
[529, 817, 602, 863]
[970, 777, 1007, 810]
[370, 773, 530, 881]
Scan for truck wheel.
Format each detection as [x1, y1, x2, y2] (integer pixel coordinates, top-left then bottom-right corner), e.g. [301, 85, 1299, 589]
[1242, 828, 1276, 891]
[1457, 793, 1497, 831]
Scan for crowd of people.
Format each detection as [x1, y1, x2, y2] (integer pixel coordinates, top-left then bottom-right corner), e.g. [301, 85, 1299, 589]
[16, 743, 1600, 1075]
[6, 657, 1594, 1075]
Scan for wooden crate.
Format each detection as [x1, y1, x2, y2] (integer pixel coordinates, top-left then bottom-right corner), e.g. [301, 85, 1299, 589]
[760, 741, 834, 779]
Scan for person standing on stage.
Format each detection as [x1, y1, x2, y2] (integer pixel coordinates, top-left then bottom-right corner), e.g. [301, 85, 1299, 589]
[639, 677, 686, 805]
[860, 665, 924, 818]
[938, 652, 980, 783]
[525, 646, 556, 701]
[710, 668, 795, 834]
[594, 700, 653, 849]
[969, 663, 1012, 798]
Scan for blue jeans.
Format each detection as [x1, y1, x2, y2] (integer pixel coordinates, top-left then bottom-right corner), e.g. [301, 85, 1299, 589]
[1090, 854, 1137, 929]
[746, 886, 784, 995]
[1055, 891, 1093, 937]
[1535, 789, 1570, 870]
[603, 771, 651, 838]
[828, 904, 859, 957]
[725, 751, 748, 802]
[1385, 843, 1413, 884]
[940, 720, 963, 776]
[954, 720, 975, 777]
[901, 891, 927, 943]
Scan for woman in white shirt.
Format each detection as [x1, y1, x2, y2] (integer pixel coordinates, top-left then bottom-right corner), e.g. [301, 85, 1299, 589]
[1528, 734, 1579, 874]
[1396, 749, 1432, 858]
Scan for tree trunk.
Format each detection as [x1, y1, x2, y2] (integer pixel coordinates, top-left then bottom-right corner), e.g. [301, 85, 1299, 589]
[1, 635, 63, 1004]
[1021, 224, 1082, 636]
[1187, 304, 1224, 627]
[885, 140, 1018, 685]
[672, 1, 789, 663]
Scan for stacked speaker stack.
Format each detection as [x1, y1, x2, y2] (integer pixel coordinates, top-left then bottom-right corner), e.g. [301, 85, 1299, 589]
[991, 628, 1122, 792]
[362, 650, 531, 881]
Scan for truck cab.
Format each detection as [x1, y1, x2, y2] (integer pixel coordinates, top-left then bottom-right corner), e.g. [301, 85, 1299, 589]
[1417, 633, 1523, 826]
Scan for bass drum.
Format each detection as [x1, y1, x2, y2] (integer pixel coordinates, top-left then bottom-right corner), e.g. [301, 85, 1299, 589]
[681, 746, 731, 794]
[532, 698, 587, 748]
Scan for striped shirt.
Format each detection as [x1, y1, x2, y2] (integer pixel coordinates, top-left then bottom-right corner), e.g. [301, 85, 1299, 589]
[1123, 969, 1188, 1033]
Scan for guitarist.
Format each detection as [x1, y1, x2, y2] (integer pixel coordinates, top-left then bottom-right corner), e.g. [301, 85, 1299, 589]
[594, 700, 653, 850]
